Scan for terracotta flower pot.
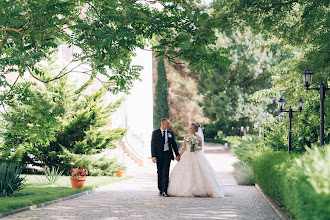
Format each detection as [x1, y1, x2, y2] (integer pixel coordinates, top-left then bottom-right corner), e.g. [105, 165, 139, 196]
[70, 176, 87, 189]
[116, 170, 126, 177]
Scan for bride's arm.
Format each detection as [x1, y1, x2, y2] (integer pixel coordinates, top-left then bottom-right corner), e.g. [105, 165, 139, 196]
[196, 136, 202, 151]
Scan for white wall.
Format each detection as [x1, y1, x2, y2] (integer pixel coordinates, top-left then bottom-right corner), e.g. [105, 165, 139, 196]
[110, 48, 153, 157]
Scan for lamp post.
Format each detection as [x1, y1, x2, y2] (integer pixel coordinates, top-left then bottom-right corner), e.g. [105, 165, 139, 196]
[301, 66, 329, 146]
[254, 119, 261, 138]
[277, 97, 305, 152]
[263, 113, 271, 140]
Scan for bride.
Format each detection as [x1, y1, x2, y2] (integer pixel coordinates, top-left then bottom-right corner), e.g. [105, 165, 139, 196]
[167, 122, 225, 197]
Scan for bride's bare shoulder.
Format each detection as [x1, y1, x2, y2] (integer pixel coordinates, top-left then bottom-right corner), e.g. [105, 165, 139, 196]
[196, 135, 201, 138]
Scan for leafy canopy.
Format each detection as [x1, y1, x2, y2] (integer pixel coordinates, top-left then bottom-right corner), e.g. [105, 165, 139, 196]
[0, 0, 229, 91]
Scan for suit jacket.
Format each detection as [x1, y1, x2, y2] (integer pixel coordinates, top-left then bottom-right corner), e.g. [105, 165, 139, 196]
[151, 129, 180, 160]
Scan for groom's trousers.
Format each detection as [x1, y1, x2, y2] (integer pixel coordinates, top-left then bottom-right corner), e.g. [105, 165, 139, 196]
[156, 150, 172, 194]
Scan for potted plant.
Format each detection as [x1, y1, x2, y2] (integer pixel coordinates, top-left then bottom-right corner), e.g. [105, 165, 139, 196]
[116, 165, 127, 177]
[70, 168, 88, 189]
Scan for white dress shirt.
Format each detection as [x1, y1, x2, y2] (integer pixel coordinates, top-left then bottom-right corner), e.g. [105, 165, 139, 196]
[160, 127, 169, 151]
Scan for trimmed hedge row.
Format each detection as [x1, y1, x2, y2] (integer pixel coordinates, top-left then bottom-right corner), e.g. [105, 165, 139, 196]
[253, 145, 330, 219]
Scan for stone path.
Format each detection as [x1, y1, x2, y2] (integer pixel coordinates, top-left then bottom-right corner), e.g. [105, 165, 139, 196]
[2, 143, 280, 220]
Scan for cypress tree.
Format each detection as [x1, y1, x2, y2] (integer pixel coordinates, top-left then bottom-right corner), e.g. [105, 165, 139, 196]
[153, 60, 169, 129]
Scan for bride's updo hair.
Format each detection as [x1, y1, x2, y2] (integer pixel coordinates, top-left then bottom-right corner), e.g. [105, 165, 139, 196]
[191, 122, 200, 132]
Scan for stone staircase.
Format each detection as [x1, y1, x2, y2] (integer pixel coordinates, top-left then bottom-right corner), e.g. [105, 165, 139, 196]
[94, 141, 141, 170]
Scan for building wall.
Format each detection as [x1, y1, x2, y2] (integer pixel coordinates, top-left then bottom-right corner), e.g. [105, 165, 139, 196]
[110, 48, 153, 158]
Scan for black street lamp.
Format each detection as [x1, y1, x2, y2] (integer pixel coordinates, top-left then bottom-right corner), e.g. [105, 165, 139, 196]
[301, 66, 330, 146]
[277, 97, 305, 152]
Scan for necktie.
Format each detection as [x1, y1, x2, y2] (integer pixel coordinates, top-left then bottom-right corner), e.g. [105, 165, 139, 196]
[163, 130, 168, 151]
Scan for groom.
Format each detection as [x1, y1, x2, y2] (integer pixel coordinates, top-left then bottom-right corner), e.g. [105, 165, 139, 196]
[151, 118, 180, 197]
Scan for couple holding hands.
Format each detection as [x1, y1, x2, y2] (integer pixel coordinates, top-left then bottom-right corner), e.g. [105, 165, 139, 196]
[151, 118, 224, 198]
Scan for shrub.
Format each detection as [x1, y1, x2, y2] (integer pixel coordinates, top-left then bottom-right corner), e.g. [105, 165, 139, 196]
[253, 145, 330, 219]
[233, 160, 255, 185]
[0, 75, 126, 173]
[203, 123, 219, 139]
[0, 163, 26, 197]
[253, 151, 295, 204]
[226, 136, 269, 163]
[59, 147, 118, 176]
[204, 138, 227, 144]
[287, 145, 330, 219]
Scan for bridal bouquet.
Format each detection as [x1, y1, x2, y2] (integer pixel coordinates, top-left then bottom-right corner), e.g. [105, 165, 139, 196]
[186, 135, 199, 152]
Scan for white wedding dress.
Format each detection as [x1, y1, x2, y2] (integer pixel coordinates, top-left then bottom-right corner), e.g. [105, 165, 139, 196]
[167, 137, 225, 197]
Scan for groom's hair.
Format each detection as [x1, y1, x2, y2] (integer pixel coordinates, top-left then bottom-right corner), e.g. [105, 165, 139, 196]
[161, 118, 169, 123]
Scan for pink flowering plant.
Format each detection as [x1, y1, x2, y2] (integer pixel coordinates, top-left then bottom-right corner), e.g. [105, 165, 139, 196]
[117, 165, 127, 172]
[70, 168, 88, 177]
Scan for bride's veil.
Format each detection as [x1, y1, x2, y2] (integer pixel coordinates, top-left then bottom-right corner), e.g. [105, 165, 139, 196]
[196, 127, 204, 154]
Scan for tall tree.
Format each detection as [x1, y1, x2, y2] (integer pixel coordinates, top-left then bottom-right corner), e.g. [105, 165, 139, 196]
[197, 28, 282, 136]
[211, 0, 329, 145]
[212, 0, 329, 82]
[153, 59, 169, 129]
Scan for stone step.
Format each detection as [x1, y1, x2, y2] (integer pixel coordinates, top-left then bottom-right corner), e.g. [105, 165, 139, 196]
[96, 146, 139, 169]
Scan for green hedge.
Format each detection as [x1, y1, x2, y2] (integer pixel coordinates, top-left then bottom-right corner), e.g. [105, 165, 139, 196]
[253, 145, 330, 219]
[225, 136, 270, 163]
[204, 138, 227, 144]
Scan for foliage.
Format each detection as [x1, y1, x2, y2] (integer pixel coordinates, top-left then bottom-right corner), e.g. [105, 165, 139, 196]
[258, 110, 321, 153]
[197, 28, 280, 136]
[116, 164, 127, 172]
[211, 0, 330, 146]
[225, 136, 269, 163]
[59, 147, 118, 176]
[287, 145, 330, 219]
[0, 68, 126, 174]
[36, 166, 63, 185]
[212, 0, 329, 78]
[253, 151, 295, 205]
[163, 59, 206, 136]
[233, 160, 255, 185]
[0, 163, 26, 197]
[0, 0, 229, 90]
[203, 123, 220, 139]
[69, 168, 87, 177]
[204, 138, 226, 144]
[252, 145, 330, 219]
[225, 136, 267, 186]
[153, 59, 169, 129]
[0, 175, 132, 214]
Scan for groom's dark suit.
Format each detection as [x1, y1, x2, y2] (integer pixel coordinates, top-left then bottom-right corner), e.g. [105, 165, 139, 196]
[151, 128, 180, 194]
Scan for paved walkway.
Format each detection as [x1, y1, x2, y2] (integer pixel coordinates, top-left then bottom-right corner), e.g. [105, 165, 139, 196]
[3, 143, 279, 220]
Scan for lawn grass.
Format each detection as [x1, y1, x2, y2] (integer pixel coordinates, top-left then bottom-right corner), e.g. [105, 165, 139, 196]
[0, 175, 131, 214]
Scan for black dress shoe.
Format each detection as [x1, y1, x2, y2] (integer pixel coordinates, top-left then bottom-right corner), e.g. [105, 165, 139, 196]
[162, 192, 170, 197]
[158, 191, 162, 196]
